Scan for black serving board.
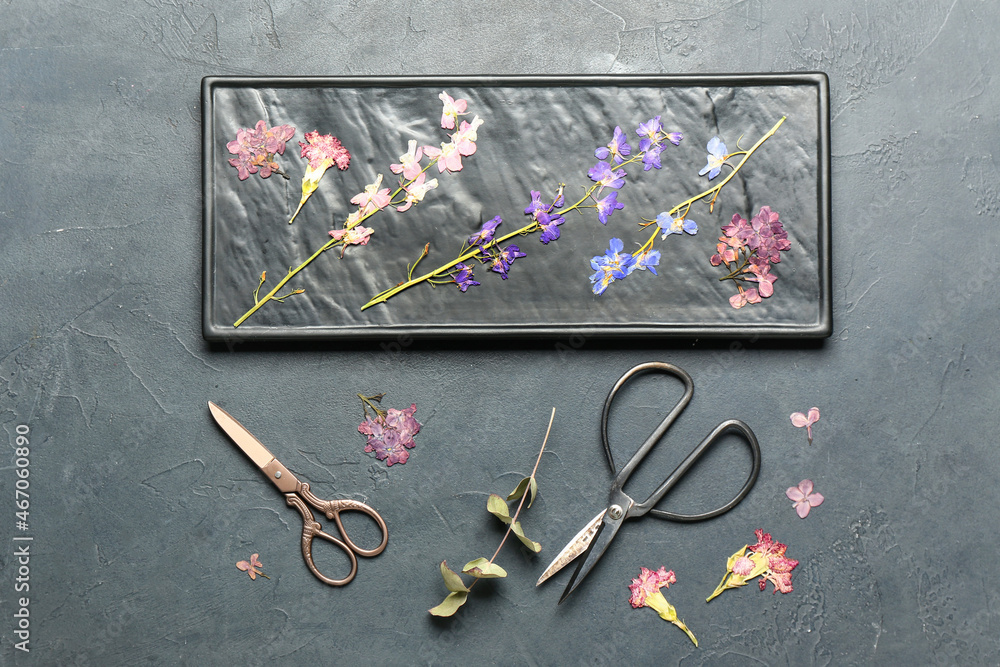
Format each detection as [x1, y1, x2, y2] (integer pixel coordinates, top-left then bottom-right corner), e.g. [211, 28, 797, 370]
[202, 74, 830, 341]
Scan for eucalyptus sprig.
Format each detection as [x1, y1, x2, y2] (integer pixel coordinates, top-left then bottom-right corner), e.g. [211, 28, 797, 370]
[429, 407, 556, 617]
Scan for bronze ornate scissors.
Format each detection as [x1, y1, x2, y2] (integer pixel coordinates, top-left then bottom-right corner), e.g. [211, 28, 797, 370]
[209, 402, 388, 586]
[535, 362, 761, 602]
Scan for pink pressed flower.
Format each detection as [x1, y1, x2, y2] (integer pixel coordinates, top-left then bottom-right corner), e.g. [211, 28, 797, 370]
[729, 287, 761, 309]
[423, 142, 463, 173]
[452, 116, 484, 156]
[731, 555, 755, 576]
[438, 91, 468, 129]
[329, 226, 374, 257]
[227, 120, 295, 180]
[390, 140, 425, 181]
[299, 131, 351, 171]
[748, 529, 799, 594]
[350, 174, 392, 215]
[236, 553, 269, 580]
[628, 566, 676, 609]
[786, 479, 824, 518]
[745, 263, 778, 297]
[710, 242, 738, 267]
[396, 173, 439, 212]
[790, 407, 820, 444]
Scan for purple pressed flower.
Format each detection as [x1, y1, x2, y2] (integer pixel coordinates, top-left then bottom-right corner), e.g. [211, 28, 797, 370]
[630, 249, 661, 276]
[641, 145, 663, 171]
[589, 238, 636, 295]
[384, 404, 421, 448]
[665, 131, 683, 146]
[595, 191, 625, 225]
[636, 115, 663, 152]
[595, 126, 632, 164]
[699, 136, 728, 180]
[656, 212, 698, 239]
[588, 161, 627, 190]
[537, 211, 564, 244]
[745, 263, 777, 297]
[468, 215, 502, 246]
[524, 190, 546, 218]
[489, 244, 527, 279]
[453, 263, 480, 292]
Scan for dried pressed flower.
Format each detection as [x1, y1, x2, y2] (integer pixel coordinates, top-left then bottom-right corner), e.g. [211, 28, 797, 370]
[786, 479, 824, 518]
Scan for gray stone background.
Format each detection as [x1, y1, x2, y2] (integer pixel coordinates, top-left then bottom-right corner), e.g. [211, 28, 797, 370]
[1, 0, 996, 665]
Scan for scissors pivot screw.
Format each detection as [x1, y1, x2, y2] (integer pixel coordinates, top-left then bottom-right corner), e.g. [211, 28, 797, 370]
[607, 505, 624, 520]
[274, 471, 282, 479]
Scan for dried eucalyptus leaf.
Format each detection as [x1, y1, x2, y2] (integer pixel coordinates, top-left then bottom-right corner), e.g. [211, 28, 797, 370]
[507, 477, 531, 502]
[462, 557, 508, 579]
[511, 520, 542, 552]
[439, 560, 469, 593]
[429, 591, 468, 616]
[487, 493, 512, 524]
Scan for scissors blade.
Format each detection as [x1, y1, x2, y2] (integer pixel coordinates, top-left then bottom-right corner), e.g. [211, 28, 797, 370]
[209, 401, 300, 493]
[536, 509, 606, 586]
[558, 505, 628, 604]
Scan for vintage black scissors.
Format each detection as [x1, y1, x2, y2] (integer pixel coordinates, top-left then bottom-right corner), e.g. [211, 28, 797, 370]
[209, 402, 388, 586]
[535, 362, 761, 602]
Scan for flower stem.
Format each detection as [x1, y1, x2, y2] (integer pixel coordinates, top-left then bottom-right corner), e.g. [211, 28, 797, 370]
[468, 407, 555, 592]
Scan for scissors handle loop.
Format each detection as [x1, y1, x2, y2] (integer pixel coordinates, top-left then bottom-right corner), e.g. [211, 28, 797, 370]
[602, 361, 694, 479]
[285, 483, 389, 586]
[636, 418, 761, 521]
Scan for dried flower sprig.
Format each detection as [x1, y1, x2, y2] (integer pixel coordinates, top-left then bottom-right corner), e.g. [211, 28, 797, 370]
[428, 408, 555, 617]
[362, 116, 785, 308]
[711, 205, 791, 308]
[706, 529, 798, 601]
[231, 91, 483, 327]
[236, 553, 270, 580]
[356, 393, 421, 466]
[628, 567, 698, 646]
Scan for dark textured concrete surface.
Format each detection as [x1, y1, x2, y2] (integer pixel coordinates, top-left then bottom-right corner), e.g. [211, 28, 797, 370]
[1, 1, 996, 664]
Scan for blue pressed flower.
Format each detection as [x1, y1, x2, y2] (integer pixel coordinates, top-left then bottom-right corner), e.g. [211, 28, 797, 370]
[642, 145, 663, 171]
[699, 136, 728, 180]
[630, 249, 661, 276]
[588, 161, 627, 190]
[453, 263, 480, 292]
[537, 211, 565, 244]
[636, 116, 663, 152]
[595, 126, 632, 164]
[589, 238, 636, 295]
[656, 212, 698, 239]
[468, 215, 502, 245]
[596, 191, 625, 225]
[524, 190, 546, 218]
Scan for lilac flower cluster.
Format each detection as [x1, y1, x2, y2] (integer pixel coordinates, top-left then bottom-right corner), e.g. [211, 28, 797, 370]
[710, 206, 791, 308]
[358, 403, 421, 466]
[227, 120, 296, 180]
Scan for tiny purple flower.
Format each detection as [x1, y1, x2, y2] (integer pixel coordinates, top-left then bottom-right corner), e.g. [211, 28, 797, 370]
[699, 136, 728, 180]
[641, 145, 663, 171]
[595, 191, 625, 225]
[636, 115, 663, 152]
[524, 190, 546, 218]
[453, 263, 480, 292]
[468, 215, 502, 246]
[489, 244, 526, 279]
[537, 211, 564, 244]
[588, 161, 627, 190]
[595, 126, 632, 164]
[665, 131, 683, 146]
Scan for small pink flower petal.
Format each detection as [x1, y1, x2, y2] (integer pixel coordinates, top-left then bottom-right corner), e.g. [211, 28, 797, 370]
[795, 501, 811, 518]
[806, 407, 820, 423]
[790, 412, 810, 427]
[797, 479, 814, 496]
[786, 486, 806, 502]
[807, 492, 824, 507]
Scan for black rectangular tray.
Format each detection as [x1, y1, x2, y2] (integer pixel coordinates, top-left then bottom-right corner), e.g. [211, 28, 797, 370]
[203, 74, 830, 341]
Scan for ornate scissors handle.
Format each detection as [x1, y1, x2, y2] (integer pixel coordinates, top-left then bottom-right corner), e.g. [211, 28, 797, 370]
[284, 482, 389, 586]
